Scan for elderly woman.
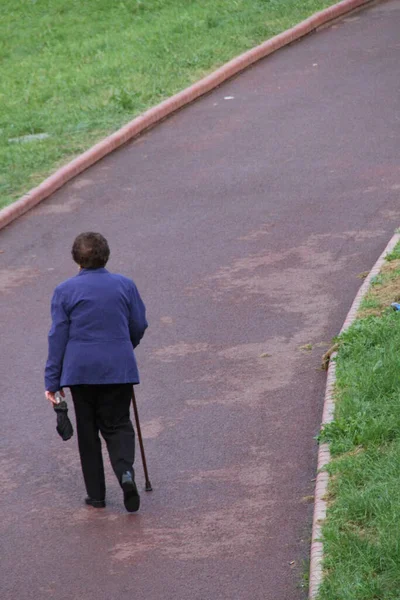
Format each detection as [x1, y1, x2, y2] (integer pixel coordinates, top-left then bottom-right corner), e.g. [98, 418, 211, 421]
[45, 232, 148, 512]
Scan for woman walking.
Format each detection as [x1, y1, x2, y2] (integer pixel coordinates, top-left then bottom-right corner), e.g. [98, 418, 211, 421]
[45, 232, 148, 512]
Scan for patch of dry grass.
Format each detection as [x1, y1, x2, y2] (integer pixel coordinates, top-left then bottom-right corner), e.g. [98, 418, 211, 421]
[358, 259, 400, 318]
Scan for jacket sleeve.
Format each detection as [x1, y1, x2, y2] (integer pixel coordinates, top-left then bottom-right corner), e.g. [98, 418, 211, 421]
[44, 287, 70, 391]
[128, 284, 148, 348]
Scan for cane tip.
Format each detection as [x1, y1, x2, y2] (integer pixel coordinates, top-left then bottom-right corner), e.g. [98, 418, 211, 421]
[145, 482, 153, 492]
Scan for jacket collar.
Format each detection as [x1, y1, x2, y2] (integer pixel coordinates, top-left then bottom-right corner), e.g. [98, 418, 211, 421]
[77, 268, 109, 276]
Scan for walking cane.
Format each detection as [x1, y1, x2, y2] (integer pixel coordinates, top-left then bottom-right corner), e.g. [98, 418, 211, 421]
[132, 388, 153, 491]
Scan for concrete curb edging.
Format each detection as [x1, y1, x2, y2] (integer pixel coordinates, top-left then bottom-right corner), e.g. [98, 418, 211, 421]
[0, 0, 374, 232]
[309, 231, 400, 599]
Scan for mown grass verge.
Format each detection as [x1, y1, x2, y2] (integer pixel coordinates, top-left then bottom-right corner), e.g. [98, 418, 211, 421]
[317, 240, 400, 599]
[0, 0, 338, 209]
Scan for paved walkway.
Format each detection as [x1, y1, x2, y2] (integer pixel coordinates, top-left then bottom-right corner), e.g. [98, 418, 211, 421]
[1, 2, 399, 599]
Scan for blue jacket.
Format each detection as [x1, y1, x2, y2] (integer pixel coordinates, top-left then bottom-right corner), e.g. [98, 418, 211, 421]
[45, 268, 148, 391]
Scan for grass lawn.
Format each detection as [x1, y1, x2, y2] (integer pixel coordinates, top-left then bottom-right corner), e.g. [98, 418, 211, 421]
[0, 0, 337, 209]
[318, 240, 400, 599]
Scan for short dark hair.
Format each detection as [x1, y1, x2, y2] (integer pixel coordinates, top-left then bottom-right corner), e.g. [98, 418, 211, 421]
[72, 232, 110, 269]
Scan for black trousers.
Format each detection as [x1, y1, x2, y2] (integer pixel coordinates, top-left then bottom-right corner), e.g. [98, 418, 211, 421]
[70, 384, 135, 501]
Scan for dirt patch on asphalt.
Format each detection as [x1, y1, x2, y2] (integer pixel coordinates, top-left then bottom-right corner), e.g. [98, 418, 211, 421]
[0, 267, 40, 293]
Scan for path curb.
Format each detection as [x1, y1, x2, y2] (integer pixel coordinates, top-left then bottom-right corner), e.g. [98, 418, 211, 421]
[0, 0, 374, 232]
[309, 230, 400, 599]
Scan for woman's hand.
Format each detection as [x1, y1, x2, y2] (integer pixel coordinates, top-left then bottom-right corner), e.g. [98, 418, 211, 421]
[45, 389, 65, 405]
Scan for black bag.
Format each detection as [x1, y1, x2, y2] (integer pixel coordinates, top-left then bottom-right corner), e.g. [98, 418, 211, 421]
[54, 400, 74, 441]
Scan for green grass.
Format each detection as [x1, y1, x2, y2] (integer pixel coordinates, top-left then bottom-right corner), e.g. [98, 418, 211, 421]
[0, 0, 336, 209]
[317, 241, 400, 599]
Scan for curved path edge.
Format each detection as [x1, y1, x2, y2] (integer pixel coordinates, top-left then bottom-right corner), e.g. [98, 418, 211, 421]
[309, 230, 400, 599]
[0, 0, 374, 232]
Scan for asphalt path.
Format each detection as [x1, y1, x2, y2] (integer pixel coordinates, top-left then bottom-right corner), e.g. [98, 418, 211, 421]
[1, 1, 399, 598]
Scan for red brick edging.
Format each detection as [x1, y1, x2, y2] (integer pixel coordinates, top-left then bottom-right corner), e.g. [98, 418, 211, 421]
[309, 231, 400, 599]
[0, 0, 374, 232]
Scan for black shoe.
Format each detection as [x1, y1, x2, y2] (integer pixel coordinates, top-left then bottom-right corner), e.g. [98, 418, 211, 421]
[85, 497, 106, 508]
[121, 471, 140, 513]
